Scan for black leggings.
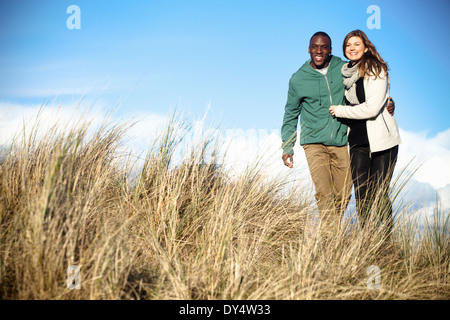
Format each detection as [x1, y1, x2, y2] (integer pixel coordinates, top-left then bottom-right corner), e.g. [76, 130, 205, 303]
[350, 145, 398, 231]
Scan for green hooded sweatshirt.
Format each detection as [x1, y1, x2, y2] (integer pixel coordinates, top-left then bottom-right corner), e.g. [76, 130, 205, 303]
[281, 55, 348, 154]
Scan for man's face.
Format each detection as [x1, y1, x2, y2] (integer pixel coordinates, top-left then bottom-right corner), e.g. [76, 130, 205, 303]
[308, 35, 332, 69]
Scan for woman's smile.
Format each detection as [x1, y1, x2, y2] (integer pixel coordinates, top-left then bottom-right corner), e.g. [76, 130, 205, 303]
[345, 36, 367, 62]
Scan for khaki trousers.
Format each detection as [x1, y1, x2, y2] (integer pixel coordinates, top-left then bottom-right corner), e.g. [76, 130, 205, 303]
[303, 144, 352, 225]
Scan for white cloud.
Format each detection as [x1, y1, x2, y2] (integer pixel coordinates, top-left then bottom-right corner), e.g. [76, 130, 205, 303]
[214, 126, 450, 230]
[437, 185, 450, 212]
[0, 101, 110, 145]
[396, 129, 450, 190]
[1, 101, 449, 223]
[119, 111, 171, 156]
[212, 126, 450, 218]
[216, 128, 311, 187]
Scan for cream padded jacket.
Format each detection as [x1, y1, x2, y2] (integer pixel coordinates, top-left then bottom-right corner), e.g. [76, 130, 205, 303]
[332, 70, 401, 153]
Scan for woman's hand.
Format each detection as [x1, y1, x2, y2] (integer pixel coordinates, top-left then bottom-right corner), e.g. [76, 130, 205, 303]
[329, 105, 337, 117]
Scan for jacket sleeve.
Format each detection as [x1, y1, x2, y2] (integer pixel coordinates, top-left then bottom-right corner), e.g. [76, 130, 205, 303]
[281, 78, 302, 155]
[332, 73, 389, 120]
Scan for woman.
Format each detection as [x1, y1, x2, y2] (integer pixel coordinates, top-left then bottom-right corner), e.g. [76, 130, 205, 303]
[329, 30, 401, 234]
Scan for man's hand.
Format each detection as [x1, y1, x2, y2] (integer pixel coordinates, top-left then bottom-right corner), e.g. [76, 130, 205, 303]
[387, 97, 395, 116]
[282, 154, 294, 168]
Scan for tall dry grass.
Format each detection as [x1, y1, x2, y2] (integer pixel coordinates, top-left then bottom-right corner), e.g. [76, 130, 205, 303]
[0, 110, 448, 299]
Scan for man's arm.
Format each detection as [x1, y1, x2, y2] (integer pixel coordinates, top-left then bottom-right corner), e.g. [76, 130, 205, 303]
[281, 78, 301, 167]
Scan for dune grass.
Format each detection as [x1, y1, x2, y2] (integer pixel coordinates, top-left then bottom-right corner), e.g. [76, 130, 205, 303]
[0, 111, 448, 300]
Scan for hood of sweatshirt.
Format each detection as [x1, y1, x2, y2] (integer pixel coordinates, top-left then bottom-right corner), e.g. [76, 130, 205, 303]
[282, 55, 347, 149]
[289, 55, 344, 109]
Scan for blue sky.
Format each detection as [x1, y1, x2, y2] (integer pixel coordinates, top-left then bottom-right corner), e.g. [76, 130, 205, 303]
[1, 0, 450, 136]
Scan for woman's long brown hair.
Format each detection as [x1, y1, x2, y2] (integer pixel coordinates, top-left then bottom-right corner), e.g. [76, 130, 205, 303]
[343, 29, 389, 79]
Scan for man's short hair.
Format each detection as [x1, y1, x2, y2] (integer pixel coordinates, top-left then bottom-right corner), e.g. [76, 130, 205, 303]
[310, 31, 332, 48]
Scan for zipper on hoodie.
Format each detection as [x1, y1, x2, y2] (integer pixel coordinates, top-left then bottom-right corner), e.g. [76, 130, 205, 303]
[324, 74, 334, 144]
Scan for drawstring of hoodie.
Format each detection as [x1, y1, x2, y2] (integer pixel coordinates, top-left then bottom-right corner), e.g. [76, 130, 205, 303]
[318, 79, 321, 105]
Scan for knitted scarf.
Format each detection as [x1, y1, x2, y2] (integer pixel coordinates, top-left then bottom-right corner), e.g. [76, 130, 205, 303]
[341, 62, 361, 104]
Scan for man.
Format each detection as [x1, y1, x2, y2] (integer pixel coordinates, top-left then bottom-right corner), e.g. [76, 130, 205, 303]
[281, 32, 351, 224]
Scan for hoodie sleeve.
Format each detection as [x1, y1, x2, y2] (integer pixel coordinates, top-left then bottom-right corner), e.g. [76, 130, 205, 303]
[332, 72, 389, 120]
[281, 77, 302, 155]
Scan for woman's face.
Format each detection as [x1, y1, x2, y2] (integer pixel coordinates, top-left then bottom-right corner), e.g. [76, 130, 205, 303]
[345, 36, 368, 62]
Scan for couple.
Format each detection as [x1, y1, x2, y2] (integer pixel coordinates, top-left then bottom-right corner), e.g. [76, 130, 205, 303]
[281, 30, 401, 234]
